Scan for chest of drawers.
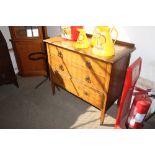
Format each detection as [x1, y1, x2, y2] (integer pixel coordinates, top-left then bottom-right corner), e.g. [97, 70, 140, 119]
[45, 36, 135, 125]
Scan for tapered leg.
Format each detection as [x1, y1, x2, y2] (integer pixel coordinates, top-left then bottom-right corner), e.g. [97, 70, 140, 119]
[100, 109, 105, 125]
[100, 92, 107, 126]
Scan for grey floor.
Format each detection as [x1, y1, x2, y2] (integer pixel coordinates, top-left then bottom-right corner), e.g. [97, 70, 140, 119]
[0, 76, 154, 129]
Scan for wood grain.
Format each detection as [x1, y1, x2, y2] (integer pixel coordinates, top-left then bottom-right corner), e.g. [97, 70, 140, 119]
[49, 45, 107, 77]
[9, 26, 47, 76]
[53, 76, 103, 109]
[44, 36, 135, 63]
[45, 36, 135, 125]
[50, 56, 106, 92]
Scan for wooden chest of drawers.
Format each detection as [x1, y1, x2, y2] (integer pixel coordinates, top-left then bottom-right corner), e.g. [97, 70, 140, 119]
[45, 36, 135, 125]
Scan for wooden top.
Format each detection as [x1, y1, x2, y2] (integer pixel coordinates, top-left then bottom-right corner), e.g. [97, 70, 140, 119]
[44, 36, 136, 64]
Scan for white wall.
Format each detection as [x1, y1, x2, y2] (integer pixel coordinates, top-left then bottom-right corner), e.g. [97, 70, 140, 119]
[123, 26, 155, 82]
[47, 26, 61, 37]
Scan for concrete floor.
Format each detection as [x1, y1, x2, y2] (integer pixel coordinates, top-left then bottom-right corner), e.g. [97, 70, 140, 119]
[0, 76, 154, 129]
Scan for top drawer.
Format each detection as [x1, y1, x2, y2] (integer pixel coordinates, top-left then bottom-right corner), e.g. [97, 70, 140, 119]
[49, 45, 107, 77]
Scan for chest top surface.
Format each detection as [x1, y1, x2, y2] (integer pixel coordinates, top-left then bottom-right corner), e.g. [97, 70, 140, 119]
[44, 36, 136, 64]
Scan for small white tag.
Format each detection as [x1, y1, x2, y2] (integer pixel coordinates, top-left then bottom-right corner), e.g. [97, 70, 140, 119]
[135, 113, 145, 123]
[27, 29, 32, 37]
[33, 28, 39, 37]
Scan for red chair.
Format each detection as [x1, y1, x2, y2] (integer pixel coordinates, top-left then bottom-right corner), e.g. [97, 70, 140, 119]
[114, 57, 142, 129]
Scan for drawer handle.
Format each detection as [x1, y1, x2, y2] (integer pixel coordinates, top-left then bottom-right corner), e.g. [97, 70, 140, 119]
[85, 76, 91, 83]
[57, 49, 63, 58]
[86, 61, 92, 68]
[59, 64, 64, 71]
[84, 91, 88, 96]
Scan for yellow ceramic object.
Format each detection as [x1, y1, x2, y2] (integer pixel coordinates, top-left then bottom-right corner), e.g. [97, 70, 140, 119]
[75, 29, 89, 49]
[92, 26, 118, 58]
[91, 28, 105, 47]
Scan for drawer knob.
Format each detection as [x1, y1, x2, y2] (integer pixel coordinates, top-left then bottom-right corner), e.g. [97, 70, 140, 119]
[85, 76, 91, 83]
[84, 91, 88, 96]
[86, 61, 92, 68]
[57, 49, 63, 58]
[59, 64, 64, 71]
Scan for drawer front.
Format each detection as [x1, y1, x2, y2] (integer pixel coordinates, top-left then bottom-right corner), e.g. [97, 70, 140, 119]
[49, 45, 107, 77]
[76, 83, 104, 109]
[51, 56, 106, 92]
[53, 76, 103, 109]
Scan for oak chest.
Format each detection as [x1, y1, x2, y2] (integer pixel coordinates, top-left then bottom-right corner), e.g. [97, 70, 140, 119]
[45, 36, 135, 125]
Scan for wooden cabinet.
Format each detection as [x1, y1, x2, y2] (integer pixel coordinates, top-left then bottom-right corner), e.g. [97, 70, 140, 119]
[0, 30, 18, 87]
[45, 36, 135, 125]
[9, 26, 48, 76]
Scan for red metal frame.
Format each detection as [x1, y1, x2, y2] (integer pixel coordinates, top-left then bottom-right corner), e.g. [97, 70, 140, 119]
[114, 57, 142, 129]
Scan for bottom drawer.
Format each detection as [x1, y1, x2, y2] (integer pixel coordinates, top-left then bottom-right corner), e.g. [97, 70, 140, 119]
[53, 76, 104, 109]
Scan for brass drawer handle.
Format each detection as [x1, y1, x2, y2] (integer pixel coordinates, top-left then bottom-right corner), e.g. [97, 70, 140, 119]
[59, 64, 64, 71]
[57, 49, 63, 58]
[85, 76, 91, 83]
[86, 61, 92, 68]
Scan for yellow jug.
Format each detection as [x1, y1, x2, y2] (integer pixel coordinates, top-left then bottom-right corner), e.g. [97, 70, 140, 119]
[75, 29, 89, 49]
[91, 27, 106, 47]
[92, 26, 118, 58]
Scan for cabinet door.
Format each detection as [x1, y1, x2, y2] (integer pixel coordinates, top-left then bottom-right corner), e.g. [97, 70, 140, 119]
[14, 41, 47, 76]
[9, 26, 48, 76]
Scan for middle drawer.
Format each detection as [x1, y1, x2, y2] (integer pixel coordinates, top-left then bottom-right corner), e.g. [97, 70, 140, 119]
[50, 56, 106, 92]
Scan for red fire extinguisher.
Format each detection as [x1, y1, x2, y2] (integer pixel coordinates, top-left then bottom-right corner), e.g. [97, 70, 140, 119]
[127, 90, 152, 129]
